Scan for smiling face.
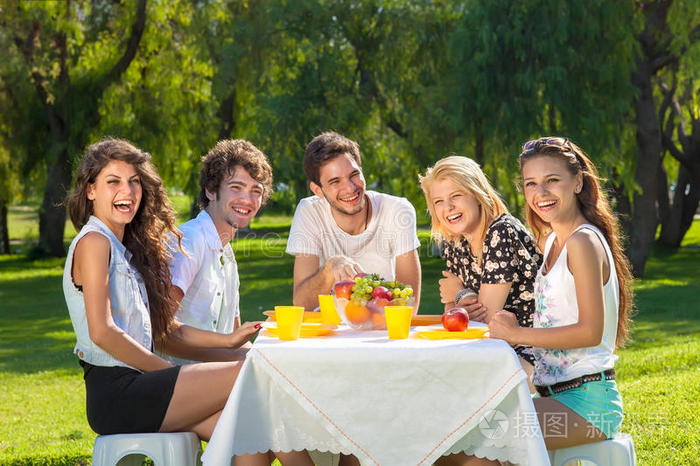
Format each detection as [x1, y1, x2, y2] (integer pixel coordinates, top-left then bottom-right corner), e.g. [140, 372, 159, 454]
[521, 155, 583, 225]
[205, 166, 263, 242]
[429, 178, 482, 238]
[310, 153, 367, 216]
[87, 160, 142, 239]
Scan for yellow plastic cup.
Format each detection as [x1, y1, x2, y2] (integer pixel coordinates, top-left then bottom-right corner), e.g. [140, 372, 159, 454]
[384, 305, 413, 339]
[274, 306, 305, 340]
[318, 295, 342, 325]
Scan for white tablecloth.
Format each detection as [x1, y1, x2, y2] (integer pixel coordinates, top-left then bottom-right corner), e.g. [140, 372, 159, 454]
[202, 325, 549, 465]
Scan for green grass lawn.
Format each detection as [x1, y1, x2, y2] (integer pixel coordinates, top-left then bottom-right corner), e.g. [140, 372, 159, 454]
[0, 207, 698, 464]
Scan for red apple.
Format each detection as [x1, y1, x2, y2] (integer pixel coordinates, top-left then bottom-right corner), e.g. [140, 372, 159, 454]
[367, 297, 391, 313]
[333, 280, 355, 300]
[442, 307, 469, 332]
[371, 285, 393, 300]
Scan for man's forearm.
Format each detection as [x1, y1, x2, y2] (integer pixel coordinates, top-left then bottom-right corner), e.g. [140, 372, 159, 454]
[293, 265, 333, 310]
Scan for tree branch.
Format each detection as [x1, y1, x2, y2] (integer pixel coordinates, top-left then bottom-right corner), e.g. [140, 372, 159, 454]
[662, 130, 692, 167]
[106, 0, 147, 85]
[657, 76, 676, 127]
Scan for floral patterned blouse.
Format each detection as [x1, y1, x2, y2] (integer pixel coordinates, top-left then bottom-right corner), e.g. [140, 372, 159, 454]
[442, 214, 542, 363]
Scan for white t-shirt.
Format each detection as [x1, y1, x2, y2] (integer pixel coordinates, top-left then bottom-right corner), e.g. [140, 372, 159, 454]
[165, 210, 240, 364]
[285, 191, 420, 282]
[531, 224, 619, 386]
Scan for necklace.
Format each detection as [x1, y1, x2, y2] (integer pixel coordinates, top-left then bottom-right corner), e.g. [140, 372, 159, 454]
[362, 195, 371, 232]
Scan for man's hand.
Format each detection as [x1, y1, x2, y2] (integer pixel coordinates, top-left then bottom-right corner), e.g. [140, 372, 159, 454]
[324, 255, 364, 283]
[229, 321, 262, 348]
[439, 270, 464, 304]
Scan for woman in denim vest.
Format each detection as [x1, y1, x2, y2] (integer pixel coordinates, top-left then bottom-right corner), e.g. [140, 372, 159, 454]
[64, 138, 312, 465]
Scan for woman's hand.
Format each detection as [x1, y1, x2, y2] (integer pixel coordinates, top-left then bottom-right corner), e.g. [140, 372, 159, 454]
[489, 310, 521, 344]
[458, 294, 488, 323]
[229, 321, 263, 348]
[439, 271, 464, 304]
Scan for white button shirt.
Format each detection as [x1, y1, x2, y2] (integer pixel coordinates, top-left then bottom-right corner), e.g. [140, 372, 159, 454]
[170, 210, 240, 337]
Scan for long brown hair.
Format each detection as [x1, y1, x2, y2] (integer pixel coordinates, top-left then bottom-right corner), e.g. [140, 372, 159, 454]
[419, 156, 508, 265]
[519, 137, 633, 348]
[67, 138, 182, 342]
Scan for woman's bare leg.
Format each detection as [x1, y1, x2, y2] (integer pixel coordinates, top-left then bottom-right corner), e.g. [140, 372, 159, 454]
[518, 356, 536, 394]
[434, 453, 500, 466]
[338, 453, 361, 466]
[159, 361, 240, 438]
[534, 397, 607, 450]
[234, 452, 275, 466]
[274, 450, 315, 465]
[160, 362, 314, 464]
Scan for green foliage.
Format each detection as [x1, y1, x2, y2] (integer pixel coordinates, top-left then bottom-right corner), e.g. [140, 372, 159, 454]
[1, 0, 698, 257]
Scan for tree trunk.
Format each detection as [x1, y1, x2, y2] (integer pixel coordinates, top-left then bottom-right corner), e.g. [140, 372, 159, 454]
[474, 129, 485, 167]
[628, 59, 664, 277]
[656, 162, 670, 231]
[217, 87, 237, 141]
[0, 198, 9, 254]
[658, 164, 700, 247]
[27, 0, 147, 257]
[37, 142, 71, 257]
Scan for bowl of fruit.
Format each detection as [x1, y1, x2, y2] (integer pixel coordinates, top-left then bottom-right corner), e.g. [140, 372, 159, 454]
[332, 273, 414, 330]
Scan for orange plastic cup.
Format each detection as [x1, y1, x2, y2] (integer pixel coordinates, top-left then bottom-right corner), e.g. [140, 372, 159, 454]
[274, 306, 305, 340]
[384, 305, 413, 339]
[318, 295, 342, 325]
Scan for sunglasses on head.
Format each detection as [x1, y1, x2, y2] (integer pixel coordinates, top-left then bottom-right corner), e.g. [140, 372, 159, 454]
[520, 137, 571, 157]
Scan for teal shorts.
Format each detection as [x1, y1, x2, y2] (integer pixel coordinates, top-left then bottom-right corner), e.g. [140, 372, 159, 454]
[537, 377, 623, 439]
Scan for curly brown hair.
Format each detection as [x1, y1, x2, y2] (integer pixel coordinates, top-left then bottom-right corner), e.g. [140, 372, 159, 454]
[303, 131, 362, 186]
[67, 138, 182, 343]
[519, 137, 634, 348]
[198, 139, 273, 209]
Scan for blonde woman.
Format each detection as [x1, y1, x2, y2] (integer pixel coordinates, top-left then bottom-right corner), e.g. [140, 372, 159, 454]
[419, 156, 541, 370]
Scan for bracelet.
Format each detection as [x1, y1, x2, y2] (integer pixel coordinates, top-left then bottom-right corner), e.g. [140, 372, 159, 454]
[454, 288, 477, 305]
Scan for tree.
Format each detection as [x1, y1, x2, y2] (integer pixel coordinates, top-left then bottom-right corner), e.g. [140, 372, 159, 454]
[1, 0, 147, 257]
[656, 5, 700, 247]
[625, 0, 700, 275]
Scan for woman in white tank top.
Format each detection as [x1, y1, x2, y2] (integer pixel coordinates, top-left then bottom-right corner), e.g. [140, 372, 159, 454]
[489, 137, 634, 452]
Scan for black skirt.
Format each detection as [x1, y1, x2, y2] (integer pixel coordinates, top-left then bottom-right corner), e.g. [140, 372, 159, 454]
[80, 360, 181, 435]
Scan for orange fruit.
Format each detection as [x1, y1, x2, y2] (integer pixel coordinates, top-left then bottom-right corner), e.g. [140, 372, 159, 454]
[371, 312, 386, 328]
[345, 301, 370, 325]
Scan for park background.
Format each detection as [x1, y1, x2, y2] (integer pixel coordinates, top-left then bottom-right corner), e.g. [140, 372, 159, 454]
[0, 0, 698, 464]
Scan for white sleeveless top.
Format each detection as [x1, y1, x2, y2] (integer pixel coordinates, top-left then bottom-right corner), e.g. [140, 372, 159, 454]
[531, 224, 619, 386]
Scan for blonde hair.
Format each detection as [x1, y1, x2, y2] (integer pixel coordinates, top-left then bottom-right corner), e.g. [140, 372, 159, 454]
[419, 156, 508, 261]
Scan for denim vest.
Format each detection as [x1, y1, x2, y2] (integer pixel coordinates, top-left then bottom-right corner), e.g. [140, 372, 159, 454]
[63, 216, 153, 369]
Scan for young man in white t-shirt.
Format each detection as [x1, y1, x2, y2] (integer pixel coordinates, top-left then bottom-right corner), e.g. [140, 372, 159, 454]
[286, 131, 422, 312]
[160, 140, 270, 364]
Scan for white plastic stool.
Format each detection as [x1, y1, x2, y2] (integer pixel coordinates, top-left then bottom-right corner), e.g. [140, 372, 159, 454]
[92, 432, 202, 466]
[548, 433, 636, 466]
